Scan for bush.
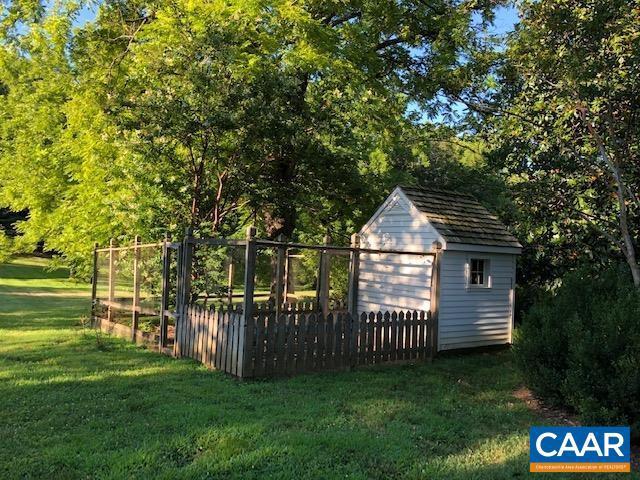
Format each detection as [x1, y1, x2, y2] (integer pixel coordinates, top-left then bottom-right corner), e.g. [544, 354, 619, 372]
[514, 265, 640, 433]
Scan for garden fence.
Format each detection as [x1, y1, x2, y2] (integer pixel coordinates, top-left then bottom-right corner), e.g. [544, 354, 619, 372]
[91, 226, 442, 378]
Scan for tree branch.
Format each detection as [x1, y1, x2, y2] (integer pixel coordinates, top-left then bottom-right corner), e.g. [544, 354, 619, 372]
[375, 37, 405, 51]
[453, 94, 548, 129]
[329, 11, 361, 27]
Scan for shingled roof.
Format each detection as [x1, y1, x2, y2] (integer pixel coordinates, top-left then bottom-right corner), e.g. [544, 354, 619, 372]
[399, 186, 522, 249]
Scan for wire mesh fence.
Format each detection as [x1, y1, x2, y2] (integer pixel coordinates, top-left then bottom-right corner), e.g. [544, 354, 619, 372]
[190, 244, 244, 307]
[92, 239, 176, 346]
[183, 241, 350, 312]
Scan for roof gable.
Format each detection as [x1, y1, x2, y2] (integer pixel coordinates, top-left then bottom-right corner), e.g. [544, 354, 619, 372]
[398, 186, 522, 250]
[359, 187, 435, 238]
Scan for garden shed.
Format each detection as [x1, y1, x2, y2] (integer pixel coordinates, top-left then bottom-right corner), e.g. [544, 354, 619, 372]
[358, 186, 522, 351]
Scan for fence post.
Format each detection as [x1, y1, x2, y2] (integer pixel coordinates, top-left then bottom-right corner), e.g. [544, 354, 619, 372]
[160, 233, 171, 349]
[429, 241, 442, 361]
[347, 233, 360, 367]
[317, 234, 331, 316]
[275, 233, 286, 318]
[173, 240, 183, 357]
[173, 227, 193, 357]
[347, 233, 360, 316]
[130, 235, 141, 342]
[283, 248, 293, 301]
[239, 225, 257, 378]
[107, 238, 116, 323]
[181, 227, 194, 306]
[91, 242, 99, 323]
[227, 255, 234, 306]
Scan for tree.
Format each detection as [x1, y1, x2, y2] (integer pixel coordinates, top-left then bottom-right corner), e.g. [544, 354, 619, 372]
[88, 0, 503, 236]
[0, 1, 158, 274]
[1, 0, 503, 273]
[474, 0, 640, 286]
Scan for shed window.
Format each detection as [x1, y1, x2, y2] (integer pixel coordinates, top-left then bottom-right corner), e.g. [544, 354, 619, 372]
[470, 259, 486, 286]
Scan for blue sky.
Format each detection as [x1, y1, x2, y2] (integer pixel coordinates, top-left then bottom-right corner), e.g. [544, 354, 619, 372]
[490, 5, 520, 36]
[75, 3, 520, 34]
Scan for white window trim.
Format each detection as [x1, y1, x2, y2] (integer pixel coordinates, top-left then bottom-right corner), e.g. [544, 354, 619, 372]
[466, 257, 492, 289]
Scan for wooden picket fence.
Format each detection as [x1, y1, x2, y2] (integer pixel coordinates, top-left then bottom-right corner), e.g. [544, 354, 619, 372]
[174, 304, 433, 378]
[174, 305, 245, 376]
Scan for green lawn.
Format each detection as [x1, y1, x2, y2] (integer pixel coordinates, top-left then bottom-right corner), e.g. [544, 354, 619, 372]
[0, 257, 633, 479]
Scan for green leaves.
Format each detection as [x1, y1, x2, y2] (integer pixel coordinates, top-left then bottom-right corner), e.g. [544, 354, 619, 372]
[480, 0, 640, 287]
[0, 0, 500, 272]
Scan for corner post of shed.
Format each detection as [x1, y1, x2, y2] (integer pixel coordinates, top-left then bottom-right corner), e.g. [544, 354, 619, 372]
[107, 238, 116, 323]
[159, 232, 171, 349]
[131, 235, 141, 342]
[429, 241, 443, 361]
[239, 225, 258, 378]
[91, 241, 99, 323]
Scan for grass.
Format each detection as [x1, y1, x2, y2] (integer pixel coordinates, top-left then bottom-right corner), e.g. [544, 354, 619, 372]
[0, 256, 634, 479]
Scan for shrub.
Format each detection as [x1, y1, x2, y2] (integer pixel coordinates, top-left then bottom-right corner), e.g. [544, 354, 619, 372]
[514, 265, 640, 432]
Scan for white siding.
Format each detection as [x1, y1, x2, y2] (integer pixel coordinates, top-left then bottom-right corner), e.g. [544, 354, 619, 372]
[357, 198, 438, 314]
[438, 251, 516, 351]
[357, 252, 433, 313]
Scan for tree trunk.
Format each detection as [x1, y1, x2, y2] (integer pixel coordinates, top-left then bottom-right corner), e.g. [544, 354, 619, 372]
[262, 72, 309, 240]
[264, 206, 297, 239]
[580, 108, 640, 287]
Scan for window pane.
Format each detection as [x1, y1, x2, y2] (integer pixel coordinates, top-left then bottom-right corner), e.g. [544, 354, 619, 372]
[470, 259, 485, 285]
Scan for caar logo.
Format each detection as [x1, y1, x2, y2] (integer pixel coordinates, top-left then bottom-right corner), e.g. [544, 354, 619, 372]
[530, 426, 630, 473]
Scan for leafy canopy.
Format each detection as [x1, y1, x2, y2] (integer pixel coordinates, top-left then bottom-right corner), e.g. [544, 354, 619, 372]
[0, 0, 501, 274]
[478, 0, 640, 286]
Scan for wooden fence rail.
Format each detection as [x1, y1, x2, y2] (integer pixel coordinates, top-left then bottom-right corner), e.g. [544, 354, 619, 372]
[173, 305, 433, 378]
